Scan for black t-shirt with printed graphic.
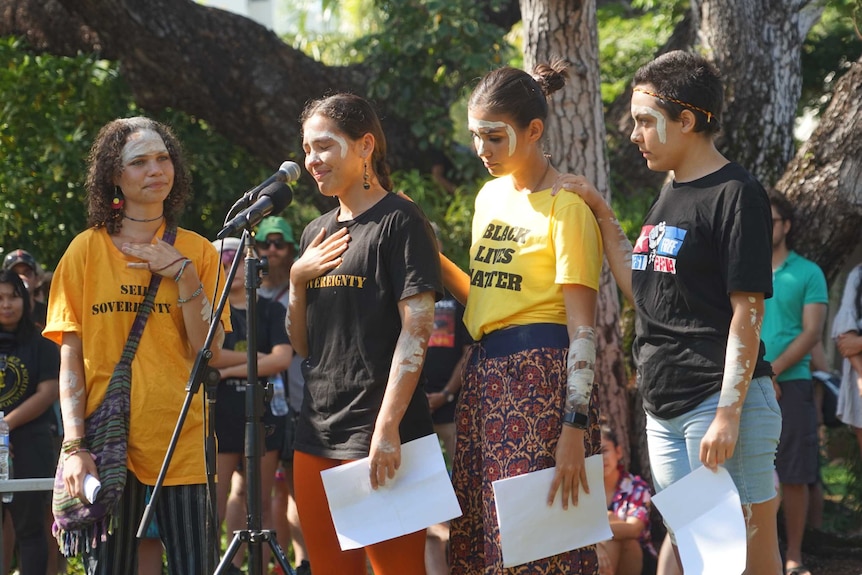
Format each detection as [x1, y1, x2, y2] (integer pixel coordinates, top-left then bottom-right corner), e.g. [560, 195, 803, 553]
[422, 293, 470, 424]
[296, 193, 443, 459]
[632, 163, 773, 420]
[0, 332, 60, 431]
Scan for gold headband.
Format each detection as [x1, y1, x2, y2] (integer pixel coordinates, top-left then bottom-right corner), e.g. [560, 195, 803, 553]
[633, 88, 715, 123]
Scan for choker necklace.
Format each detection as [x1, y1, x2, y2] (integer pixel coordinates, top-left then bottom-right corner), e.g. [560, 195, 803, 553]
[124, 213, 164, 223]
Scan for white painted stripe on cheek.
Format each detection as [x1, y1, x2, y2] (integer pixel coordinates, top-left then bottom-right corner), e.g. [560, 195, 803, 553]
[468, 117, 517, 156]
[632, 106, 667, 144]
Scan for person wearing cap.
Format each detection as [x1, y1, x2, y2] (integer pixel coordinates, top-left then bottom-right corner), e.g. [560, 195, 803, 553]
[209, 236, 292, 574]
[254, 216, 298, 308]
[3, 249, 47, 328]
[252, 216, 311, 574]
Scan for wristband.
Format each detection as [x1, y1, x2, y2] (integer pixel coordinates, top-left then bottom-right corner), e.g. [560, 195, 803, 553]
[172, 258, 193, 283]
[562, 411, 589, 429]
[61, 437, 87, 454]
[177, 282, 204, 305]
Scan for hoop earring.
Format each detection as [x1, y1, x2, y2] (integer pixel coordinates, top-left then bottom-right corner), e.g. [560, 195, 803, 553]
[363, 161, 371, 190]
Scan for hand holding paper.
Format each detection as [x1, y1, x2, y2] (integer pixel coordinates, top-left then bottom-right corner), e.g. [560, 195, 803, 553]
[651, 466, 746, 575]
[492, 454, 611, 568]
[320, 434, 462, 550]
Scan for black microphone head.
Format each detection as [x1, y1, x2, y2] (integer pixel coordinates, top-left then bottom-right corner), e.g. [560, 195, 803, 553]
[277, 161, 302, 184]
[259, 181, 294, 213]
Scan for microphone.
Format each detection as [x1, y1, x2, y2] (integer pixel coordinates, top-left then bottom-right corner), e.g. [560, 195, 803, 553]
[217, 181, 293, 239]
[225, 161, 302, 220]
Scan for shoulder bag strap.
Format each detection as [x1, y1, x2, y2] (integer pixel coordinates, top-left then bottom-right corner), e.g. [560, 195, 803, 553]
[118, 225, 178, 364]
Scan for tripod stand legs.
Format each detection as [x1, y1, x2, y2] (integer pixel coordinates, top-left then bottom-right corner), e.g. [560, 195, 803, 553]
[213, 529, 296, 575]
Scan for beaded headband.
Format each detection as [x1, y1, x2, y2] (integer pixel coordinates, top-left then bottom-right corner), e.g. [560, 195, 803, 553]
[633, 88, 715, 123]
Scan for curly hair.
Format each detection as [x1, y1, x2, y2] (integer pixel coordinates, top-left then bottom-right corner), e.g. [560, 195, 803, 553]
[300, 93, 393, 192]
[467, 58, 570, 129]
[85, 116, 192, 234]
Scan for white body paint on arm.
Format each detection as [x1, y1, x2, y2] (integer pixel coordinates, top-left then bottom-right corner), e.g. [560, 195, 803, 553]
[718, 332, 749, 411]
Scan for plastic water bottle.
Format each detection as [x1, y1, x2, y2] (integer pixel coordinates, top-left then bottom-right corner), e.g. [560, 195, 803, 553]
[270, 373, 289, 416]
[0, 411, 12, 504]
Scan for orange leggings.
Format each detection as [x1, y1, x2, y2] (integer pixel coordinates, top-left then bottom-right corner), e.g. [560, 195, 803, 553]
[293, 451, 427, 575]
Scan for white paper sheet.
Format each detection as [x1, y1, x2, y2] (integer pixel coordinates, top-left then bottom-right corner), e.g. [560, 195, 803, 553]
[651, 465, 746, 575]
[320, 434, 462, 550]
[492, 454, 612, 568]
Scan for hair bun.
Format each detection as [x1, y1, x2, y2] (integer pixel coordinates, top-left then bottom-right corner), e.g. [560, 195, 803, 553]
[532, 58, 569, 96]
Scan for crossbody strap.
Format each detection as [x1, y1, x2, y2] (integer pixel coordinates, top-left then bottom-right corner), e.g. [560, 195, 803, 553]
[118, 225, 178, 364]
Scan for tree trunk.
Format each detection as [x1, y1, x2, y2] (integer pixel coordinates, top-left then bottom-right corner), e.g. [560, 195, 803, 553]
[775, 56, 862, 283]
[697, 0, 824, 187]
[0, 0, 432, 211]
[520, 0, 633, 465]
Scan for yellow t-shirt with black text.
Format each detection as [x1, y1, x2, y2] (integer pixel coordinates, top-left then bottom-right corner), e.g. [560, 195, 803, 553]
[464, 178, 602, 341]
[44, 223, 231, 486]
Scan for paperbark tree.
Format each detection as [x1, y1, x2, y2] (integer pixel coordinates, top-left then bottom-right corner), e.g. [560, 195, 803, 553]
[520, 0, 635, 470]
[775, 56, 862, 283]
[698, 0, 825, 187]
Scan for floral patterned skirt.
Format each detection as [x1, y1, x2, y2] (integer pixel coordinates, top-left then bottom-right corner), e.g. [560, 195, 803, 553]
[449, 325, 601, 575]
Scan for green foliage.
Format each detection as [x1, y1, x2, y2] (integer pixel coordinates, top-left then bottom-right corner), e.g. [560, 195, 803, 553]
[801, 0, 862, 114]
[0, 37, 131, 267]
[391, 168, 486, 271]
[0, 37, 318, 270]
[597, 1, 683, 105]
[354, 0, 515, 152]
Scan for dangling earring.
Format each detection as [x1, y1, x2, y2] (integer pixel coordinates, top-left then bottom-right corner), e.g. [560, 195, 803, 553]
[363, 161, 371, 190]
[111, 187, 125, 211]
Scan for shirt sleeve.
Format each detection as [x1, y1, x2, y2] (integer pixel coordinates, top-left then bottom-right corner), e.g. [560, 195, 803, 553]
[832, 265, 862, 337]
[721, 182, 773, 298]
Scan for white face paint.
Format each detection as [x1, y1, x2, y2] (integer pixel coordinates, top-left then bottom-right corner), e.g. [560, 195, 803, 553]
[121, 130, 168, 166]
[718, 333, 748, 410]
[468, 117, 517, 156]
[631, 105, 667, 144]
[304, 130, 348, 159]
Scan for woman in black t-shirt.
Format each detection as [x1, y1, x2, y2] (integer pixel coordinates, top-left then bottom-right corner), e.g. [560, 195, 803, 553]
[286, 93, 442, 575]
[0, 270, 59, 575]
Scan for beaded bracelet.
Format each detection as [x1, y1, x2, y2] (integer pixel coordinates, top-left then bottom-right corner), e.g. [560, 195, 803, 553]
[177, 282, 204, 306]
[172, 258, 193, 283]
[61, 437, 87, 455]
[63, 448, 91, 461]
[152, 256, 187, 273]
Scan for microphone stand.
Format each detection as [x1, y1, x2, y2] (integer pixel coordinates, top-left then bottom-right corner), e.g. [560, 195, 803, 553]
[135, 237, 237, 574]
[213, 230, 295, 575]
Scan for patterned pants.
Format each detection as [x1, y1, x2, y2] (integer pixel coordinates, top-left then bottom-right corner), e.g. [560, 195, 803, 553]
[449, 339, 601, 575]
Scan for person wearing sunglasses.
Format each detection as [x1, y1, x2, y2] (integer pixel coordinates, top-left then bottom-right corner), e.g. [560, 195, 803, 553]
[252, 216, 311, 574]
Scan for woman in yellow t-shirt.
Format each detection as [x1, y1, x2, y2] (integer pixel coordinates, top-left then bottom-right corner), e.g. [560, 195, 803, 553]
[439, 61, 604, 574]
[44, 116, 230, 573]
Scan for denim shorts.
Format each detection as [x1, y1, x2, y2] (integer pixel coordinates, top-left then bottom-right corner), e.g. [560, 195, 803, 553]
[646, 375, 781, 505]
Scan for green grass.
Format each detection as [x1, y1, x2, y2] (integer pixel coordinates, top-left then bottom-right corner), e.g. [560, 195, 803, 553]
[819, 427, 862, 534]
